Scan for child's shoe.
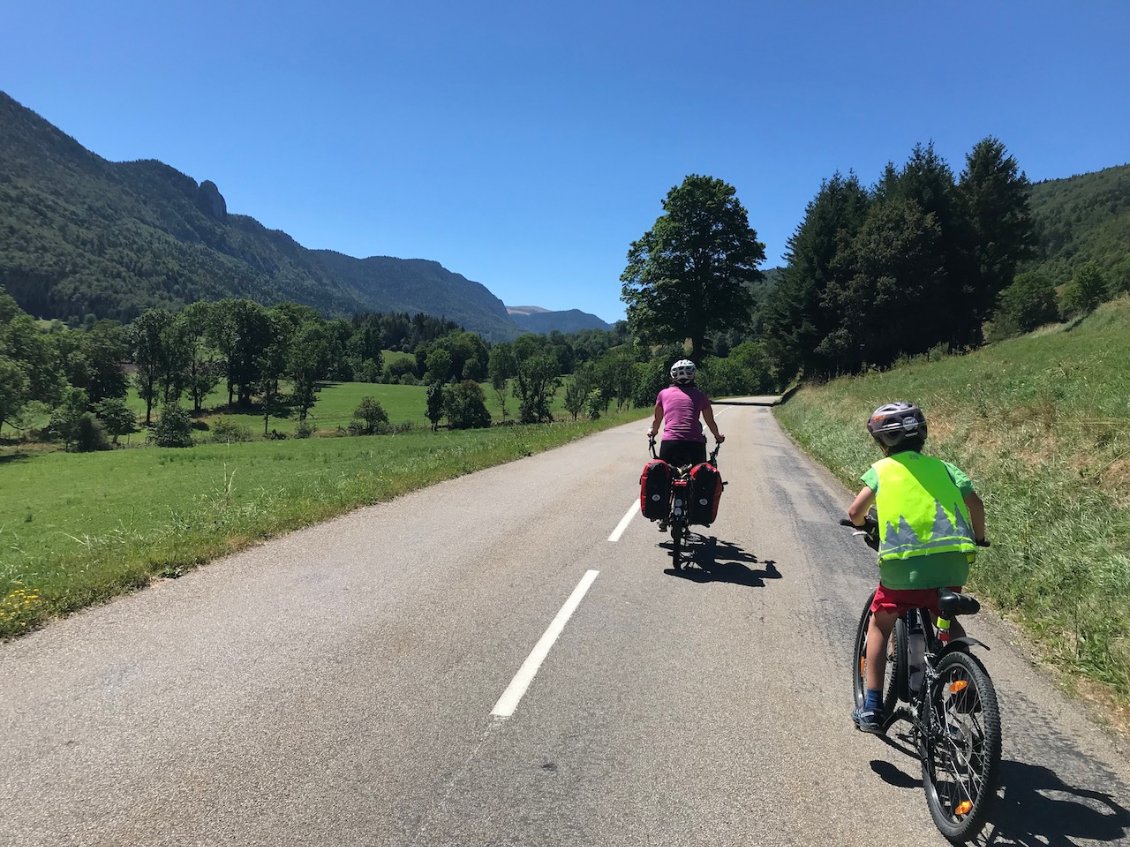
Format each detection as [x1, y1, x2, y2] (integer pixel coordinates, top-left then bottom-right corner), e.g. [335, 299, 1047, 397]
[852, 705, 885, 734]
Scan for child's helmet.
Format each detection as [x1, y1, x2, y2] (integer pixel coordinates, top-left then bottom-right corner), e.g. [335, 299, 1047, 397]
[867, 402, 927, 448]
[670, 359, 697, 384]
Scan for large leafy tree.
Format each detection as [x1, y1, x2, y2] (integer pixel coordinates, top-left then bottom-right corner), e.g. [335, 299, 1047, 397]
[621, 175, 765, 362]
[129, 308, 174, 426]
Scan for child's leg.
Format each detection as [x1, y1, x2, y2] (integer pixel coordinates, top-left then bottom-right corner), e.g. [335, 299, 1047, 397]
[865, 609, 898, 694]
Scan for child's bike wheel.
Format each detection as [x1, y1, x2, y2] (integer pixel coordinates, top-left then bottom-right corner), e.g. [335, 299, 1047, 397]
[920, 649, 1002, 842]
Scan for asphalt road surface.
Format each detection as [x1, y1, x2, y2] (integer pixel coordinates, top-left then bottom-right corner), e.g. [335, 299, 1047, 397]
[3, 406, 1128, 846]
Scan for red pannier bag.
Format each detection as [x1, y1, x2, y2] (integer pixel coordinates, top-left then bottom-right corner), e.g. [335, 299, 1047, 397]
[688, 462, 723, 526]
[640, 459, 672, 520]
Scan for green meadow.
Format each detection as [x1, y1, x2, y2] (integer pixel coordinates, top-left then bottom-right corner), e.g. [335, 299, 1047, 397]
[775, 297, 1130, 708]
[0, 408, 646, 637]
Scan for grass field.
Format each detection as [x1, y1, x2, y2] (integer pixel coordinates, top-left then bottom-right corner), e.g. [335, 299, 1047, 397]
[775, 296, 1130, 709]
[0, 407, 647, 637]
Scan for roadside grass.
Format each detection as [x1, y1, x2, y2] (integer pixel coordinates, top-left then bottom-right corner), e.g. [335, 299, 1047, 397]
[0, 407, 647, 638]
[775, 296, 1130, 706]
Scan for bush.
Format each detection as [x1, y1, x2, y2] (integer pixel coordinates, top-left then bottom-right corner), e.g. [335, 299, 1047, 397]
[74, 413, 111, 452]
[444, 380, 492, 429]
[989, 270, 1060, 340]
[152, 404, 193, 448]
[350, 396, 389, 435]
[295, 420, 316, 438]
[211, 418, 252, 444]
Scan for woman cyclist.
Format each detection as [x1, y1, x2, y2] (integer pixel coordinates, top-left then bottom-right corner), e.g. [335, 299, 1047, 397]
[647, 359, 724, 468]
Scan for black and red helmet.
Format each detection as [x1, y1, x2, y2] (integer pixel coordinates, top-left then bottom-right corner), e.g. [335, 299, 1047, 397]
[867, 402, 927, 448]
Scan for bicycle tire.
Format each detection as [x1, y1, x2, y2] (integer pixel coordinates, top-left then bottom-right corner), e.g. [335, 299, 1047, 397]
[920, 649, 1002, 842]
[670, 519, 685, 569]
[851, 592, 901, 715]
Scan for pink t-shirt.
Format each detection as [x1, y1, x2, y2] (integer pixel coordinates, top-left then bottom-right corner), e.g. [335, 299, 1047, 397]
[656, 385, 710, 442]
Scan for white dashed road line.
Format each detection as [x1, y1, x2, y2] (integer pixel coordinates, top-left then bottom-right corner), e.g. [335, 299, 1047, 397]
[608, 499, 640, 542]
[491, 569, 600, 718]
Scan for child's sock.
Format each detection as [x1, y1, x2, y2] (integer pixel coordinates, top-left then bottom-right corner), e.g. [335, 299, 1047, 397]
[864, 689, 883, 712]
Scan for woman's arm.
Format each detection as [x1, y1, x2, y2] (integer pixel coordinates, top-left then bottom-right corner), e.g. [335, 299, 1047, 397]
[701, 403, 724, 442]
[647, 401, 663, 438]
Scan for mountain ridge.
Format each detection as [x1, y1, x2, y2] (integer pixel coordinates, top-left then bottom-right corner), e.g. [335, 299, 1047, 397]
[0, 91, 522, 338]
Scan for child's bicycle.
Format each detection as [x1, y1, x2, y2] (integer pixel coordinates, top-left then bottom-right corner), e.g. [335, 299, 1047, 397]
[647, 438, 722, 570]
[841, 516, 1001, 843]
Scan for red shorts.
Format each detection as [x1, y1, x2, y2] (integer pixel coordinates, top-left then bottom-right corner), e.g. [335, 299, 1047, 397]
[871, 584, 962, 616]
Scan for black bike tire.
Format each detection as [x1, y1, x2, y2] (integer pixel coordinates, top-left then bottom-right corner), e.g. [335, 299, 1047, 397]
[892, 616, 909, 705]
[671, 519, 684, 569]
[920, 649, 1002, 842]
[851, 591, 901, 714]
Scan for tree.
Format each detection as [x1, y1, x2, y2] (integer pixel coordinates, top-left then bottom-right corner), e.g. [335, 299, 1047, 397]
[763, 172, 870, 380]
[0, 357, 30, 436]
[1060, 261, 1109, 318]
[425, 382, 445, 431]
[288, 321, 332, 421]
[621, 174, 766, 362]
[563, 372, 591, 421]
[129, 308, 174, 426]
[958, 137, 1036, 339]
[443, 380, 492, 429]
[94, 397, 138, 445]
[423, 347, 454, 384]
[512, 336, 560, 423]
[47, 386, 90, 452]
[488, 342, 516, 420]
[174, 302, 221, 413]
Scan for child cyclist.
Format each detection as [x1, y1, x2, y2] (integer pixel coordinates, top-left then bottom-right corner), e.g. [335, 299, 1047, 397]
[847, 402, 987, 733]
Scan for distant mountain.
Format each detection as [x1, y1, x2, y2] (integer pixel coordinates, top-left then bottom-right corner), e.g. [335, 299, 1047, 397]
[506, 305, 613, 333]
[1027, 163, 1130, 284]
[0, 91, 519, 339]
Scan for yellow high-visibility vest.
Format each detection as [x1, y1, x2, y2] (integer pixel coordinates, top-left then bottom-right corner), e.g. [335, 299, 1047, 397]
[873, 453, 976, 562]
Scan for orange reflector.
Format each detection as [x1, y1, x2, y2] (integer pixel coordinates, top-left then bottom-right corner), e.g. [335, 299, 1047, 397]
[949, 680, 969, 694]
[955, 800, 973, 816]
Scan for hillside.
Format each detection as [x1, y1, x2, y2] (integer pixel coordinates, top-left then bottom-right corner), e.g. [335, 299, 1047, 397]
[1027, 162, 1130, 286]
[0, 91, 519, 339]
[506, 305, 613, 333]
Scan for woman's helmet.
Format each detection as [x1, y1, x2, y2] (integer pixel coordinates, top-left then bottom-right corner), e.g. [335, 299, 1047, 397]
[867, 402, 927, 448]
[670, 359, 697, 384]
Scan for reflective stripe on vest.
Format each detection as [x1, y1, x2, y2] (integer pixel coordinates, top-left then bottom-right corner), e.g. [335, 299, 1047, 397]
[873, 453, 976, 561]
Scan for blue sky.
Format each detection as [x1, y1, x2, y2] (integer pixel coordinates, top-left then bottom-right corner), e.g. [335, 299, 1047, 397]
[3, 1, 1128, 324]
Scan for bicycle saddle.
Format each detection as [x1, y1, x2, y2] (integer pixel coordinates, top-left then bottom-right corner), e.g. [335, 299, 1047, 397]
[938, 590, 980, 618]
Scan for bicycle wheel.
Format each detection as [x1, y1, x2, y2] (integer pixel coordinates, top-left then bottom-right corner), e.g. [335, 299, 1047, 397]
[920, 649, 1002, 842]
[851, 592, 902, 715]
[670, 519, 685, 569]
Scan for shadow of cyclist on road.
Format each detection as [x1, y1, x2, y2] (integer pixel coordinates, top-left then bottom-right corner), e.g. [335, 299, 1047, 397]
[977, 760, 1130, 846]
[867, 755, 1130, 846]
[662, 537, 782, 587]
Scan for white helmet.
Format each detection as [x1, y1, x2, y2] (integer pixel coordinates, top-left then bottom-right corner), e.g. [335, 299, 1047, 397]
[670, 359, 697, 384]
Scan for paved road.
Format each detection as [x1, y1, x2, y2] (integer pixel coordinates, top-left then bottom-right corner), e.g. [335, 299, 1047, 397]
[3, 407, 1128, 846]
